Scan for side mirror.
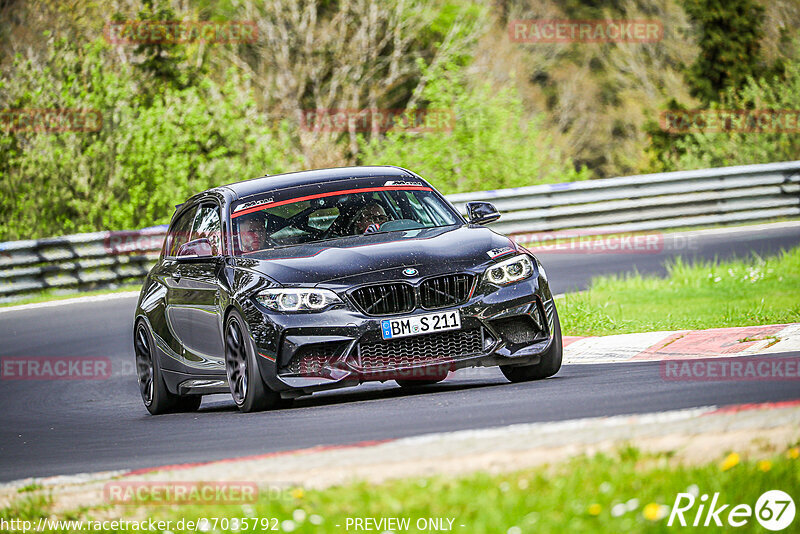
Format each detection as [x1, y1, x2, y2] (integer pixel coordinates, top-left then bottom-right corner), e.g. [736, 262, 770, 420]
[177, 238, 214, 259]
[466, 201, 500, 225]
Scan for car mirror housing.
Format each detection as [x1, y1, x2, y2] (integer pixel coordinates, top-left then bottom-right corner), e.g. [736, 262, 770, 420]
[466, 201, 500, 225]
[177, 238, 214, 259]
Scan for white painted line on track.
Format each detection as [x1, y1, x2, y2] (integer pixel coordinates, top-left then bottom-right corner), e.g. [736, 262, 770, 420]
[564, 330, 679, 364]
[767, 324, 800, 353]
[0, 469, 129, 491]
[670, 220, 800, 239]
[399, 406, 717, 446]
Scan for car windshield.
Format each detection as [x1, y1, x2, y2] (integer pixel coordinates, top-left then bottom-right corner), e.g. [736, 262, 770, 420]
[230, 184, 461, 255]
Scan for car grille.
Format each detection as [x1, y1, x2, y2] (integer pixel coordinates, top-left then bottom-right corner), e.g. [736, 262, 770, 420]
[357, 328, 483, 371]
[350, 283, 415, 316]
[419, 274, 474, 309]
[489, 314, 543, 345]
[350, 274, 474, 315]
[285, 343, 341, 376]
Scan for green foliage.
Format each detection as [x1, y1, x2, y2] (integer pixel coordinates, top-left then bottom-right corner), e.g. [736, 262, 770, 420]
[114, 0, 203, 96]
[681, 0, 770, 104]
[644, 0, 783, 173]
[358, 62, 589, 193]
[642, 98, 689, 173]
[670, 41, 800, 170]
[2, 0, 799, 240]
[423, 2, 485, 67]
[0, 38, 300, 240]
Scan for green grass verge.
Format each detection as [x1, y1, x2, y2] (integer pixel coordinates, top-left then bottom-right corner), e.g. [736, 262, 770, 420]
[559, 247, 800, 336]
[4, 446, 798, 533]
[0, 284, 142, 308]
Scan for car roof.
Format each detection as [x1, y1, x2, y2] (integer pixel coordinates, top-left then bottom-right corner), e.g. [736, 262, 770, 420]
[216, 166, 420, 200]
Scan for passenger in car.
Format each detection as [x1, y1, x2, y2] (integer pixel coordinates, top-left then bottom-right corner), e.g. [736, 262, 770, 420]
[351, 202, 390, 234]
[237, 211, 269, 252]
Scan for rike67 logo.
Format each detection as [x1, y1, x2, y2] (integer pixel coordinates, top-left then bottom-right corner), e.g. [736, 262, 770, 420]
[668, 490, 795, 531]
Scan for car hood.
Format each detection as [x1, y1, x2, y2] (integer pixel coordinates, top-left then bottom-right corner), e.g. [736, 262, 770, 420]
[233, 225, 516, 286]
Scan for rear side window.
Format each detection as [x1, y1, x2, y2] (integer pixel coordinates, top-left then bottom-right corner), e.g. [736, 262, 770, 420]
[165, 207, 197, 257]
[191, 204, 222, 255]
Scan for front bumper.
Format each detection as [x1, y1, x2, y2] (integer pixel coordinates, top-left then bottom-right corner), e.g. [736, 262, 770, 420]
[247, 276, 557, 396]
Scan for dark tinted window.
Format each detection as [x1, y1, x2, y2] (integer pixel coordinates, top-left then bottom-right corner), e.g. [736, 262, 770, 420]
[191, 204, 222, 255]
[231, 188, 460, 254]
[165, 207, 197, 257]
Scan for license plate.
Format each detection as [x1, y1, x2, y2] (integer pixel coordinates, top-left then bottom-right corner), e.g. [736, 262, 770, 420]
[381, 310, 461, 340]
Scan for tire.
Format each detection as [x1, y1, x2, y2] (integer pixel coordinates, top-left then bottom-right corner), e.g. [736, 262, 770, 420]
[134, 321, 201, 415]
[224, 310, 280, 412]
[500, 307, 563, 383]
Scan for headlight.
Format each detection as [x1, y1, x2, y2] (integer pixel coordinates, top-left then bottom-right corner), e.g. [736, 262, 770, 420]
[256, 288, 342, 312]
[484, 254, 534, 286]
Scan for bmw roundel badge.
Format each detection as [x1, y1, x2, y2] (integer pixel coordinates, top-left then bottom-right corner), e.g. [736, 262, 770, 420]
[403, 268, 418, 276]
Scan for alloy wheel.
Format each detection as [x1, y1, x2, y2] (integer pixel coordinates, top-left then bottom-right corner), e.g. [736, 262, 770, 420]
[225, 319, 249, 405]
[134, 324, 154, 405]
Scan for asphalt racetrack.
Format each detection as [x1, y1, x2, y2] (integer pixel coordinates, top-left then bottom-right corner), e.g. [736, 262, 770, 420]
[1, 223, 799, 482]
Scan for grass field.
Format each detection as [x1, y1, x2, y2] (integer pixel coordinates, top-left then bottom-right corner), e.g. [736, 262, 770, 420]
[559, 247, 800, 336]
[4, 445, 798, 533]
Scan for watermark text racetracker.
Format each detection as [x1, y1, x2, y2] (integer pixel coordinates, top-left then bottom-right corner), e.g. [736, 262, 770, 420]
[301, 109, 455, 133]
[103, 229, 166, 255]
[509, 19, 663, 43]
[0, 109, 102, 133]
[512, 231, 699, 254]
[660, 109, 800, 133]
[661, 356, 800, 382]
[104, 481, 261, 505]
[1, 357, 111, 380]
[1, 357, 166, 380]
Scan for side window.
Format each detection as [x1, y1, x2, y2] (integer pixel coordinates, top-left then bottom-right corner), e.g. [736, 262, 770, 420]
[165, 207, 197, 257]
[421, 193, 458, 225]
[191, 204, 222, 255]
[402, 191, 435, 225]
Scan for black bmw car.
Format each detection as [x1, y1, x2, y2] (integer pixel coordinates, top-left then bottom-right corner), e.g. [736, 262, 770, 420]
[134, 166, 562, 414]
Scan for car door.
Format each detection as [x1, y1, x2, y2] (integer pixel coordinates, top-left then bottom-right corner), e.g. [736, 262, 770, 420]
[156, 205, 198, 372]
[169, 203, 226, 373]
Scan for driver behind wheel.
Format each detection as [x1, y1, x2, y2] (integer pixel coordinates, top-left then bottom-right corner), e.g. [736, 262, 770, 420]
[237, 211, 269, 252]
[351, 202, 389, 234]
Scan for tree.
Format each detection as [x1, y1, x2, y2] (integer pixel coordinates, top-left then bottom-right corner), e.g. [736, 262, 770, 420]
[359, 62, 588, 193]
[682, 0, 770, 104]
[671, 40, 800, 170]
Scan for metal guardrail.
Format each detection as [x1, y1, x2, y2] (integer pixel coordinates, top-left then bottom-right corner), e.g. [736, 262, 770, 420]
[1, 161, 799, 301]
[448, 160, 800, 236]
[0, 228, 166, 302]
